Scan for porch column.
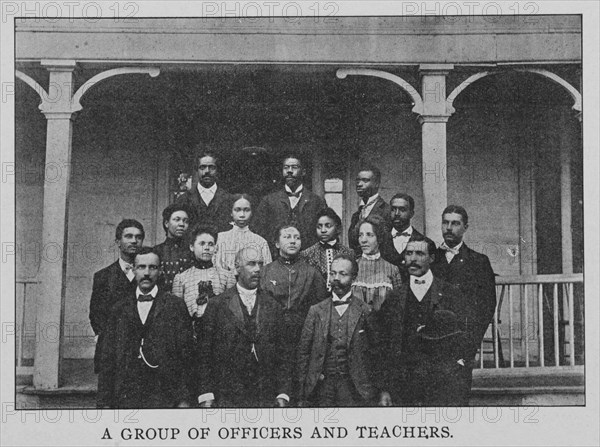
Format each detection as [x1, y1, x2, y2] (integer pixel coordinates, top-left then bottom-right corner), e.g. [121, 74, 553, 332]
[418, 65, 453, 237]
[33, 60, 77, 389]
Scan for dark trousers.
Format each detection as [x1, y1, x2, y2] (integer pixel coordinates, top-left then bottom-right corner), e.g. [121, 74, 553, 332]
[314, 373, 365, 407]
[401, 357, 472, 406]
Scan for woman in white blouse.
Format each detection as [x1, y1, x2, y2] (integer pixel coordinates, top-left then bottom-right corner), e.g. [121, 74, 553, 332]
[216, 194, 272, 272]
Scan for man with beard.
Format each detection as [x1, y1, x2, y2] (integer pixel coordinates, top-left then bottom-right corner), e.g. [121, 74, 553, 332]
[297, 254, 381, 407]
[381, 193, 425, 279]
[153, 203, 195, 292]
[254, 154, 326, 257]
[430, 205, 497, 404]
[97, 248, 194, 408]
[89, 219, 144, 374]
[176, 151, 233, 233]
[197, 247, 291, 407]
[348, 164, 392, 255]
[377, 235, 470, 406]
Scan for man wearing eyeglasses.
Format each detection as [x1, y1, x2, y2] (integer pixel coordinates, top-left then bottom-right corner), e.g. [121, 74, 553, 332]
[176, 151, 234, 233]
[96, 247, 194, 409]
[254, 154, 326, 257]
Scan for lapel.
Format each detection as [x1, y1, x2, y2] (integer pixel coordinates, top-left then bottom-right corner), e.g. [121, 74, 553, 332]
[144, 290, 165, 327]
[367, 196, 386, 218]
[448, 243, 469, 270]
[108, 261, 134, 295]
[296, 188, 310, 214]
[227, 288, 250, 337]
[210, 185, 226, 212]
[345, 296, 364, 341]
[277, 190, 292, 212]
[426, 277, 446, 312]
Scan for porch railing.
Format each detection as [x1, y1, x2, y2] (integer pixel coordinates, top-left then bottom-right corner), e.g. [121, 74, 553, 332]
[479, 273, 584, 369]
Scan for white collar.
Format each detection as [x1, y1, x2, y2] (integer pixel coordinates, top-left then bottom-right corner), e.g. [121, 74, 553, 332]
[392, 225, 413, 237]
[410, 269, 433, 287]
[197, 182, 217, 194]
[232, 224, 250, 232]
[236, 283, 257, 296]
[118, 257, 133, 272]
[361, 252, 381, 261]
[361, 193, 379, 206]
[332, 291, 352, 302]
[440, 240, 464, 254]
[284, 184, 303, 194]
[136, 285, 158, 298]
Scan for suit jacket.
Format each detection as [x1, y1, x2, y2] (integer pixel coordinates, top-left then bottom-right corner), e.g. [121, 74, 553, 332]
[253, 188, 326, 255]
[381, 226, 425, 269]
[348, 196, 392, 254]
[431, 243, 497, 360]
[96, 289, 195, 408]
[89, 260, 137, 373]
[176, 183, 234, 233]
[297, 296, 379, 403]
[197, 287, 292, 407]
[375, 277, 462, 404]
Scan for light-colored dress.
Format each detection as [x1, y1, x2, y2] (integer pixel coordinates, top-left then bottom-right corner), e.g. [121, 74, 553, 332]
[352, 253, 403, 311]
[216, 225, 272, 272]
[172, 265, 236, 317]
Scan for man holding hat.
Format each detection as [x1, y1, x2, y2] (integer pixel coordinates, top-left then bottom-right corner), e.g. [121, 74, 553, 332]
[377, 234, 472, 406]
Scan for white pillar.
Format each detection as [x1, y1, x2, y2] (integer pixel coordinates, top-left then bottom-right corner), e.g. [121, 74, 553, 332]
[33, 61, 77, 389]
[418, 64, 453, 238]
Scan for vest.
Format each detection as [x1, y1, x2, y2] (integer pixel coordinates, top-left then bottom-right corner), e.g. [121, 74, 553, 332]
[402, 287, 433, 362]
[324, 305, 351, 375]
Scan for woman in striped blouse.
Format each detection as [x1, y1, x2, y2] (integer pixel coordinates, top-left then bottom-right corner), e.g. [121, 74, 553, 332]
[215, 194, 272, 273]
[352, 215, 403, 311]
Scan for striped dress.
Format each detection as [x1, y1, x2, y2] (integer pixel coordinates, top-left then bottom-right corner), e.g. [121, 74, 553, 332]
[216, 225, 272, 272]
[352, 253, 403, 311]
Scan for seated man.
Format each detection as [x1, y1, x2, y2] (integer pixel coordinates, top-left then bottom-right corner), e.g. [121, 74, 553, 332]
[97, 247, 194, 408]
[297, 254, 381, 407]
[197, 248, 291, 407]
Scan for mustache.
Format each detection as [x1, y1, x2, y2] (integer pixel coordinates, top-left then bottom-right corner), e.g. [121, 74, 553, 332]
[407, 263, 420, 268]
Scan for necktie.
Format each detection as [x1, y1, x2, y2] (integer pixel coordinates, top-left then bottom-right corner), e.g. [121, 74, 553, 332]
[286, 190, 301, 198]
[137, 294, 154, 302]
[414, 279, 426, 285]
[240, 292, 256, 314]
[333, 299, 351, 307]
[394, 231, 411, 238]
[359, 197, 377, 219]
[440, 243, 459, 255]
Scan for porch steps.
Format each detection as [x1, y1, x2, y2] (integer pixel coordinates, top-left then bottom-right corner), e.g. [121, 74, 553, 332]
[17, 361, 584, 408]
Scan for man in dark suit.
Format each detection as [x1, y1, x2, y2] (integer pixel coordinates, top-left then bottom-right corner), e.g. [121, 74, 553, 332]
[254, 154, 326, 257]
[377, 235, 472, 406]
[89, 219, 144, 373]
[430, 205, 497, 400]
[381, 193, 424, 277]
[297, 254, 381, 406]
[348, 164, 391, 255]
[96, 247, 194, 408]
[176, 151, 233, 233]
[197, 247, 291, 407]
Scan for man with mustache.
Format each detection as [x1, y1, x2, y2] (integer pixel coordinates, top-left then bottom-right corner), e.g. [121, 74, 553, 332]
[176, 151, 234, 233]
[89, 219, 144, 374]
[297, 254, 382, 406]
[348, 164, 392, 255]
[377, 235, 471, 406]
[97, 247, 195, 408]
[254, 154, 326, 257]
[153, 203, 195, 292]
[430, 205, 497, 404]
[381, 193, 425, 280]
[197, 247, 292, 407]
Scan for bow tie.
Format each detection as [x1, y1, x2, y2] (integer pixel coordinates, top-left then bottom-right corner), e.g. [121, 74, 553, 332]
[286, 190, 302, 198]
[320, 241, 339, 250]
[413, 279, 427, 285]
[440, 243, 459, 255]
[123, 263, 133, 273]
[393, 231, 411, 238]
[137, 294, 154, 302]
[333, 299, 351, 307]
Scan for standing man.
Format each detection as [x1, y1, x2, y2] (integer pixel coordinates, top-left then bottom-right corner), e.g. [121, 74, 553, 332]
[430, 205, 497, 400]
[348, 164, 391, 255]
[381, 193, 424, 276]
[197, 248, 291, 407]
[254, 154, 326, 257]
[89, 219, 144, 374]
[260, 225, 328, 347]
[176, 151, 233, 233]
[97, 248, 194, 408]
[378, 235, 470, 406]
[297, 255, 380, 407]
[153, 203, 195, 292]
